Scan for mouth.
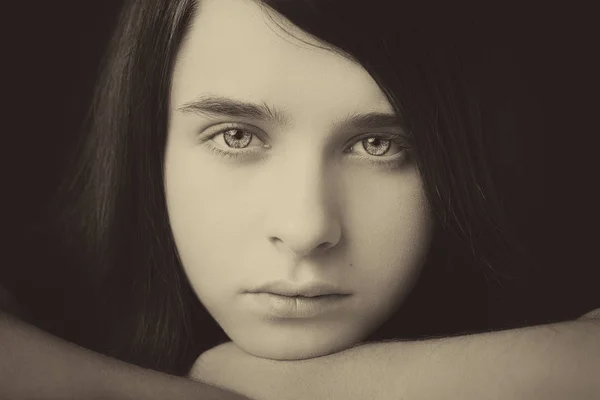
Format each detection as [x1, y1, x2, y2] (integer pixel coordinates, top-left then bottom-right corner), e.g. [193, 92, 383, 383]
[245, 280, 351, 298]
[243, 280, 352, 318]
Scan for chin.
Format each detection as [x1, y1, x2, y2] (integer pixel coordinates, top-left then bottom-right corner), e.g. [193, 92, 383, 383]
[230, 324, 370, 360]
[240, 340, 352, 360]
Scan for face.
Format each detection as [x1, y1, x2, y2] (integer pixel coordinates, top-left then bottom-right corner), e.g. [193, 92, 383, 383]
[165, 0, 434, 360]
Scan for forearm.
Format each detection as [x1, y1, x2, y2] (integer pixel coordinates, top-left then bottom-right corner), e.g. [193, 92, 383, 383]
[326, 319, 600, 399]
[0, 311, 251, 400]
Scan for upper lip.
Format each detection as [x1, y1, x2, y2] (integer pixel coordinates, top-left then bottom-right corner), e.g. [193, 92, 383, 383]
[246, 280, 350, 298]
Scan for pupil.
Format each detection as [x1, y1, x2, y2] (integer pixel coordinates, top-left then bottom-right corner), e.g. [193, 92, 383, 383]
[223, 129, 252, 148]
[232, 130, 244, 139]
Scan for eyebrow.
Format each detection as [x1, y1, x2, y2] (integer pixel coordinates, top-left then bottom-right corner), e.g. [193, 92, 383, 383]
[177, 95, 290, 126]
[332, 112, 404, 132]
[177, 95, 403, 131]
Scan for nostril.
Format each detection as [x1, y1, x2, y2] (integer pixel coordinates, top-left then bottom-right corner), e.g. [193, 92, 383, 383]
[268, 236, 335, 258]
[316, 241, 334, 251]
[269, 236, 281, 244]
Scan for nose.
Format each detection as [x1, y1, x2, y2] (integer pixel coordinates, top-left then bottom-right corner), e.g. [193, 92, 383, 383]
[264, 158, 341, 258]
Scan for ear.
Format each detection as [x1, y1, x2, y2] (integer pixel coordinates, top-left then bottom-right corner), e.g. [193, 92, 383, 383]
[577, 308, 600, 320]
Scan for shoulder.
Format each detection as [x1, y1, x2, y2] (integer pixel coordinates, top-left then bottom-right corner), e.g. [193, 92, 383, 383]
[577, 308, 600, 320]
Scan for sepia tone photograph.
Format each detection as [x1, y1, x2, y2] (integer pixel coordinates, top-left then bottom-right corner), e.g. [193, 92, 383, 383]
[2, 0, 598, 398]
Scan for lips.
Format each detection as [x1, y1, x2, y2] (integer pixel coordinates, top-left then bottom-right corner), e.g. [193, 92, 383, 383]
[245, 280, 351, 297]
[243, 280, 352, 318]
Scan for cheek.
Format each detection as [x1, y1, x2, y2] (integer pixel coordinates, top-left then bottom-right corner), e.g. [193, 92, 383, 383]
[342, 165, 434, 305]
[164, 149, 258, 296]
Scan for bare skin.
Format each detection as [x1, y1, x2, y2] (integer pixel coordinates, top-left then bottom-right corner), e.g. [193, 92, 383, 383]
[0, 311, 251, 400]
[1, 308, 598, 399]
[166, 0, 434, 363]
[190, 313, 600, 400]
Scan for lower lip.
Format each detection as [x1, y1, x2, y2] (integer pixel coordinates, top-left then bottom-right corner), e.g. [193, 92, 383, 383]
[244, 293, 351, 319]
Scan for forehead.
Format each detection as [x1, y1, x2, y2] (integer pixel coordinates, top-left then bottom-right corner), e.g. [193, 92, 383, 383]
[170, 0, 394, 117]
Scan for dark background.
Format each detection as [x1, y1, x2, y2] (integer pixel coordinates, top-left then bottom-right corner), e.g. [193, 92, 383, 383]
[2, 2, 598, 343]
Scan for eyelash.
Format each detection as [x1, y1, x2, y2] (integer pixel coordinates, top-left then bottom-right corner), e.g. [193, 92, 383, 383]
[200, 124, 412, 167]
[344, 133, 411, 168]
[201, 124, 267, 160]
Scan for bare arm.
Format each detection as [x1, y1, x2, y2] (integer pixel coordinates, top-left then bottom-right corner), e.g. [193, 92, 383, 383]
[341, 317, 600, 399]
[193, 314, 600, 400]
[0, 311, 251, 400]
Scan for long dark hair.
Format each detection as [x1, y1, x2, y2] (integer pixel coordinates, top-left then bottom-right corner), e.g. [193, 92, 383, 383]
[52, 0, 534, 375]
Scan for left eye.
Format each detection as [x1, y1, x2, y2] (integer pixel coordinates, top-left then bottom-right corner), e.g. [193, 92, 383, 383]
[212, 128, 264, 149]
[350, 136, 405, 157]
